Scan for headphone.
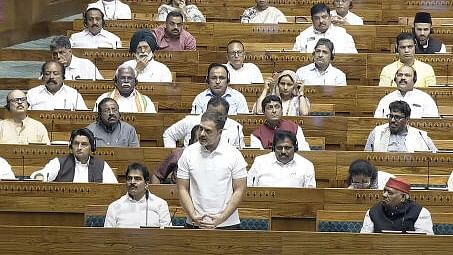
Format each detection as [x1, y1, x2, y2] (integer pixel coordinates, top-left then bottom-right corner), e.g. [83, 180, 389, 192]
[205, 63, 230, 84]
[271, 130, 299, 152]
[393, 66, 417, 83]
[69, 128, 96, 152]
[83, 7, 106, 28]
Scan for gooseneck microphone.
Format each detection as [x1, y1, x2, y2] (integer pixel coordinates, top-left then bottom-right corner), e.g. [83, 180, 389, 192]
[419, 131, 431, 151]
[145, 189, 149, 227]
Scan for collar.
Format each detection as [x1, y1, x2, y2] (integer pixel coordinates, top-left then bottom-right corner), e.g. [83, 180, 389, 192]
[74, 155, 91, 166]
[310, 63, 332, 73]
[205, 87, 233, 98]
[113, 89, 138, 99]
[312, 25, 332, 35]
[199, 139, 228, 155]
[83, 28, 107, 37]
[126, 192, 147, 203]
[41, 84, 67, 95]
[272, 153, 295, 166]
[66, 55, 79, 69]
[226, 62, 244, 70]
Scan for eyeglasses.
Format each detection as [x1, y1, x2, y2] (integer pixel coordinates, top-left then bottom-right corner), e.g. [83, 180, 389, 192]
[351, 180, 371, 187]
[387, 114, 406, 121]
[227, 51, 244, 57]
[9, 97, 27, 103]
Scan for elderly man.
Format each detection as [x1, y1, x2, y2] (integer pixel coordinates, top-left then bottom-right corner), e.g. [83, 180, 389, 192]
[50, 35, 103, 80]
[361, 177, 434, 234]
[374, 65, 439, 118]
[0, 90, 49, 144]
[93, 64, 156, 113]
[105, 162, 171, 228]
[330, 0, 363, 25]
[365, 100, 437, 153]
[224, 40, 264, 84]
[379, 32, 436, 87]
[87, 98, 140, 147]
[70, 7, 122, 49]
[251, 95, 310, 151]
[87, 0, 132, 20]
[191, 63, 249, 115]
[240, 0, 287, 24]
[152, 11, 196, 51]
[295, 38, 347, 86]
[164, 97, 244, 148]
[122, 29, 172, 82]
[30, 128, 118, 183]
[413, 12, 446, 54]
[247, 130, 316, 188]
[177, 111, 247, 229]
[292, 3, 357, 53]
[27, 61, 88, 110]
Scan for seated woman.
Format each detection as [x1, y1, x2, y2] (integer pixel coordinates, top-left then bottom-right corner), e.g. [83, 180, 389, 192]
[254, 70, 310, 116]
[347, 159, 395, 189]
[156, 0, 206, 22]
[241, 0, 287, 24]
[330, 0, 363, 25]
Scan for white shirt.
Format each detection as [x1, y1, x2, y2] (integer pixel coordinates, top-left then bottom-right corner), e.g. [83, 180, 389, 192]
[66, 55, 103, 80]
[177, 141, 247, 227]
[250, 126, 311, 151]
[447, 170, 453, 191]
[224, 63, 264, 84]
[30, 157, 118, 183]
[104, 193, 171, 228]
[27, 84, 88, 110]
[330, 10, 364, 25]
[0, 157, 15, 180]
[94, 90, 156, 113]
[70, 29, 122, 49]
[376, 171, 395, 190]
[122, 59, 172, 82]
[191, 87, 249, 115]
[241, 6, 287, 24]
[296, 63, 347, 86]
[163, 114, 244, 148]
[247, 152, 316, 188]
[87, 0, 132, 20]
[374, 89, 439, 119]
[360, 207, 434, 235]
[292, 25, 358, 53]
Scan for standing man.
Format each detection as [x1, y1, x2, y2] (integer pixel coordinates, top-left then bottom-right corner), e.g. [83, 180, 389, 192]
[224, 40, 264, 84]
[152, 11, 196, 51]
[413, 12, 446, 54]
[87, 98, 140, 147]
[27, 61, 88, 110]
[379, 32, 436, 87]
[87, 0, 132, 20]
[104, 162, 171, 228]
[177, 111, 247, 229]
[292, 3, 357, 53]
[374, 65, 439, 118]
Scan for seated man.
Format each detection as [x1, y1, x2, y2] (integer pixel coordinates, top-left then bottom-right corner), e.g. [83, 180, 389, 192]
[379, 32, 436, 88]
[0, 90, 49, 144]
[330, 0, 363, 25]
[164, 97, 244, 148]
[104, 162, 171, 228]
[360, 177, 434, 234]
[413, 12, 446, 54]
[87, 0, 132, 20]
[365, 100, 437, 153]
[0, 157, 15, 180]
[295, 38, 347, 86]
[50, 35, 103, 80]
[247, 130, 316, 188]
[347, 159, 394, 190]
[224, 40, 264, 84]
[374, 65, 439, 118]
[240, 0, 287, 24]
[87, 98, 140, 147]
[30, 128, 118, 183]
[251, 95, 310, 150]
[191, 63, 249, 115]
[123, 29, 172, 82]
[70, 8, 122, 49]
[93, 64, 156, 113]
[27, 61, 88, 110]
[152, 11, 196, 51]
[292, 3, 357, 53]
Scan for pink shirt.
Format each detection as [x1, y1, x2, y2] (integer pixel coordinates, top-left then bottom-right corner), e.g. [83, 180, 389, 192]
[152, 26, 196, 51]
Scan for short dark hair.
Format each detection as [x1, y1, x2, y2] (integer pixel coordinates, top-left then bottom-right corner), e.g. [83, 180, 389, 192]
[41, 60, 65, 80]
[189, 125, 201, 145]
[166, 11, 184, 22]
[96, 97, 119, 123]
[272, 130, 298, 151]
[201, 111, 227, 130]
[207, 63, 229, 78]
[261, 94, 282, 111]
[227, 40, 244, 51]
[396, 32, 415, 47]
[389, 100, 411, 118]
[50, 36, 71, 51]
[315, 38, 334, 55]
[126, 162, 150, 182]
[69, 128, 96, 152]
[207, 96, 230, 115]
[347, 159, 378, 187]
[311, 3, 330, 17]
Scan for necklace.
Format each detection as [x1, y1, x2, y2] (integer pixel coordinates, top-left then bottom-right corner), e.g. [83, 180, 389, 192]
[102, 0, 117, 20]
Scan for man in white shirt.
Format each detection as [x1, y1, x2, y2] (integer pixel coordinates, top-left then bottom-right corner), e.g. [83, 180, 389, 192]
[94, 63, 156, 113]
[30, 128, 118, 183]
[191, 63, 249, 115]
[164, 96, 244, 148]
[240, 0, 287, 24]
[70, 7, 122, 49]
[413, 12, 446, 54]
[50, 35, 103, 80]
[87, 0, 132, 20]
[27, 61, 88, 110]
[247, 130, 316, 188]
[374, 65, 439, 118]
[330, 0, 363, 25]
[177, 111, 247, 229]
[0, 157, 15, 180]
[295, 38, 347, 86]
[292, 3, 357, 53]
[122, 29, 172, 82]
[224, 40, 264, 84]
[104, 162, 171, 228]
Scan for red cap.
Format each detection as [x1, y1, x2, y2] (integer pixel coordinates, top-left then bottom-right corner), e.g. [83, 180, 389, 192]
[385, 177, 411, 194]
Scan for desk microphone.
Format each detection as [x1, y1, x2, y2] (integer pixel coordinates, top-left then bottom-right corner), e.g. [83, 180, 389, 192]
[237, 125, 241, 149]
[145, 189, 149, 227]
[21, 156, 25, 181]
[419, 131, 431, 151]
[74, 87, 79, 111]
[46, 172, 50, 182]
[382, 108, 385, 118]
[50, 119, 55, 143]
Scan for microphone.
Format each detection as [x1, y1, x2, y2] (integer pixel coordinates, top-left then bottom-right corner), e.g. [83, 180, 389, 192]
[252, 176, 256, 186]
[74, 87, 79, 111]
[46, 172, 50, 182]
[237, 125, 241, 149]
[419, 131, 431, 152]
[382, 108, 385, 118]
[21, 156, 25, 181]
[50, 119, 55, 143]
[426, 156, 430, 190]
[145, 189, 149, 227]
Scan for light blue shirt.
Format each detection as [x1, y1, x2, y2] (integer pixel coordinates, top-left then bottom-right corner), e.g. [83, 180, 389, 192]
[191, 87, 249, 115]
